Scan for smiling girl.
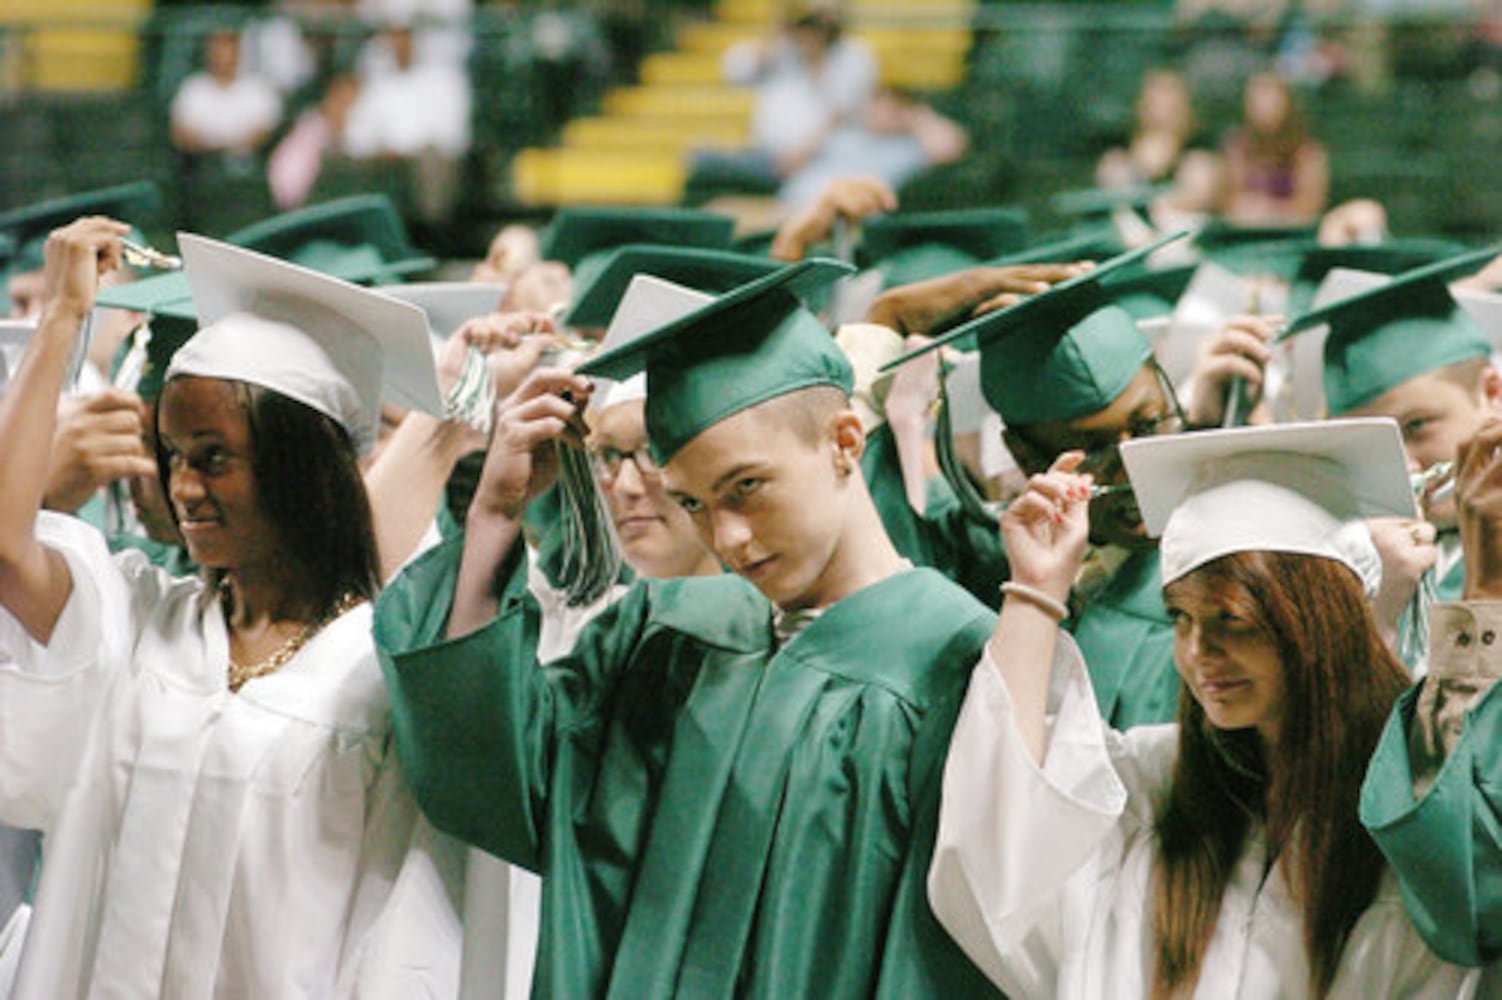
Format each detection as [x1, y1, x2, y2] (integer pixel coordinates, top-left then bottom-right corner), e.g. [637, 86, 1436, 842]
[927, 420, 1483, 998]
[0, 218, 464, 996]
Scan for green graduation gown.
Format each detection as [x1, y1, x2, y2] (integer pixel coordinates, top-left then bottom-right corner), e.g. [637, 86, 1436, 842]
[1068, 548, 1181, 728]
[860, 422, 1008, 609]
[374, 536, 1003, 998]
[1438, 555, 1466, 603]
[1362, 674, 1502, 966]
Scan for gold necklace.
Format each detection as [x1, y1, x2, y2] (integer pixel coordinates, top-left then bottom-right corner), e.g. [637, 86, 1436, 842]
[226, 591, 364, 692]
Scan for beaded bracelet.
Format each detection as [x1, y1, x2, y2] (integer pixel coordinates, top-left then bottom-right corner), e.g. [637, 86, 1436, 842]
[1000, 581, 1069, 623]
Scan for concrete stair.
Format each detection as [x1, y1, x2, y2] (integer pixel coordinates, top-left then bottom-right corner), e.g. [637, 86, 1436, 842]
[511, 0, 974, 206]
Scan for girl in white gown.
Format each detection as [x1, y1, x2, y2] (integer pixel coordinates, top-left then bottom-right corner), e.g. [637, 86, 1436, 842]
[928, 421, 1487, 998]
[0, 219, 464, 996]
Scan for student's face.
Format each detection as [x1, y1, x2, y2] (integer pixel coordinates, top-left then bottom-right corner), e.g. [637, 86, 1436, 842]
[1006, 364, 1182, 550]
[206, 32, 240, 82]
[158, 377, 283, 573]
[1346, 365, 1502, 529]
[130, 403, 183, 546]
[1245, 74, 1290, 132]
[663, 402, 851, 611]
[1166, 568, 1286, 747]
[590, 400, 715, 579]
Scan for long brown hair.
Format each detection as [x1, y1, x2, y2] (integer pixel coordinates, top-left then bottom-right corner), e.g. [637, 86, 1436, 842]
[1152, 550, 1409, 998]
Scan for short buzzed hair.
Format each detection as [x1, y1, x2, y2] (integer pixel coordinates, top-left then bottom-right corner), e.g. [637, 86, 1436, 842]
[755, 384, 852, 447]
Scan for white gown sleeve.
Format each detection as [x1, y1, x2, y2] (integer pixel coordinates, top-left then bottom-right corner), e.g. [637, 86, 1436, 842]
[0, 513, 150, 830]
[929, 632, 1163, 997]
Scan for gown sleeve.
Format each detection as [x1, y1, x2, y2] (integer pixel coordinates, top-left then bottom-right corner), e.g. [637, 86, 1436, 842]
[928, 632, 1165, 997]
[373, 532, 647, 871]
[0, 513, 156, 830]
[1361, 601, 1502, 967]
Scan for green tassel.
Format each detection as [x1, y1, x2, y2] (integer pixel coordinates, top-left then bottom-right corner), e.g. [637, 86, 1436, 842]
[552, 441, 624, 607]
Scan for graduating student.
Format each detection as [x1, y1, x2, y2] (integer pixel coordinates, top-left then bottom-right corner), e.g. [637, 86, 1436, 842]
[885, 235, 1205, 727]
[928, 419, 1482, 998]
[0, 219, 465, 996]
[1361, 417, 1502, 970]
[1286, 247, 1502, 603]
[374, 262, 1003, 996]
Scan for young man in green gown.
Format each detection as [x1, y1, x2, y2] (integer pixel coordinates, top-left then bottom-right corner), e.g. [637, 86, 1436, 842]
[374, 261, 1003, 997]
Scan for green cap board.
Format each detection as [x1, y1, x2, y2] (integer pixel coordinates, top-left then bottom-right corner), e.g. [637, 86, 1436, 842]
[564, 244, 783, 329]
[1283, 245, 1502, 415]
[578, 258, 853, 463]
[883, 230, 1190, 425]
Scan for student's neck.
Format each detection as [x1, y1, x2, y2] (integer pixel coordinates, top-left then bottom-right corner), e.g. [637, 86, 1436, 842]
[784, 496, 905, 613]
[220, 566, 320, 628]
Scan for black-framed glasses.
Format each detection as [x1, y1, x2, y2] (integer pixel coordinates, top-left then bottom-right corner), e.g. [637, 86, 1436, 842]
[590, 444, 659, 482]
[1012, 361, 1187, 476]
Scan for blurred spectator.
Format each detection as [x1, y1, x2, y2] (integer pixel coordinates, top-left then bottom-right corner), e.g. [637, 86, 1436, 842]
[1220, 71, 1328, 224]
[778, 88, 968, 207]
[169, 28, 283, 157]
[343, 24, 471, 221]
[721, 0, 878, 183]
[1096, 70, 1213, 191]
[267, 73, 362, 211]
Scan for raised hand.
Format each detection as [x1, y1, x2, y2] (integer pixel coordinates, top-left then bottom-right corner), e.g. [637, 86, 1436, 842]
[1000, 451, 1092, 606]
[770, 175, 897, 262]
[44, 389, 156, 513]
[866, 263, 1091, 338]
[1185, 314, 1279, 427]
[472, 368, 593, 523]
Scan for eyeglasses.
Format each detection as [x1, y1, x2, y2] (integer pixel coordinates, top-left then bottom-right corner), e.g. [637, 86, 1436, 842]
[590, 444, 659, 482]
[1014, 363, 1188, 477]
[1076, 410, 1185, 475]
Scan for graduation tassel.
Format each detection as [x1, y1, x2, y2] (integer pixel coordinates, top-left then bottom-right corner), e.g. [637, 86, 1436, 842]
[934, 360, 1000, 527]
[552, 439, 625, 607]
[444, 345, 496, 435]
[1398, 567, 1435, 673]
[112, 321, 153, 396]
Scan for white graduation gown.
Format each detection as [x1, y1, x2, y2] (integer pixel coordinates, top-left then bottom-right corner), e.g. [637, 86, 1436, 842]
[0, 512, 463, 997]
[928, 639, 1484, 1000]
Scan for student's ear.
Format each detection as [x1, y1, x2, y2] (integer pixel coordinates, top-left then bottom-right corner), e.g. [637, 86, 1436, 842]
[1001, 427, 1049, 477]
[1481, 364, 1502, 413]
[830, 410, 865, 474]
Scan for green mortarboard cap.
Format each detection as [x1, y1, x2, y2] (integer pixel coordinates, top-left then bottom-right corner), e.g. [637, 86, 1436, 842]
[1283, 245, 1502, 415]
[98, 275, 200, 401]
[578, 259, 853, 462]
[1103, 262, 1197, 321]
[1285, 238, 1472, 317]
[564, 244, 782, 329]
[1193, 221, 1318, 278]
[542, 207, 736, 300]
[0, 181, 162, 274]
[224, 194, 434, 282]
[984, 226, 1125, 267]
[858, 207, 1029, 287]
[883, 231, 1190, 425]
[97, 271, 193, 316]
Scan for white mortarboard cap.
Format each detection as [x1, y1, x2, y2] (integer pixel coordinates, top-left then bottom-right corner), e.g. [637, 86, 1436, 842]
[168, 233, 443, 453]
[1286, 267, 1389, 421]
[378, 281, 506, 348]
[943, 352, 988, 436]
[1157, 261, 1247, 385]
[1121, 418, 1416, 586]
[588, 274, 712, 411]
[0, 319, 36, 392]
[1453, 285, 1502, 350]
